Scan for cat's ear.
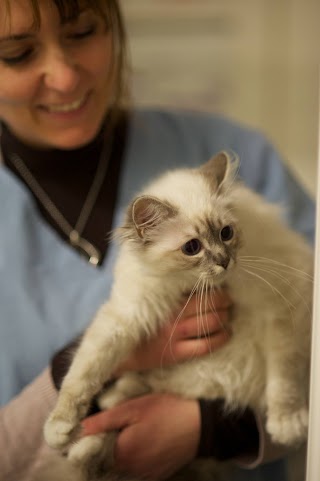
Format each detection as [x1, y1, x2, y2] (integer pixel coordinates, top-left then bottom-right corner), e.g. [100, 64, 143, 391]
[131, 195, 177, 240]
[201, 151, 238, 192]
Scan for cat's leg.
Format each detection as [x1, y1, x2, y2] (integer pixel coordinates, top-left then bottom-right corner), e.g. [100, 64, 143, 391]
[68, 373, 151, 480]
[44, 302, 140, 450]
[266, 377, 309, 445]
[265, 318, 310, 445]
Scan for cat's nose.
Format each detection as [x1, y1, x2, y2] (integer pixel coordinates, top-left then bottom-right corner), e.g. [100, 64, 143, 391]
[216, 257, 230, 270]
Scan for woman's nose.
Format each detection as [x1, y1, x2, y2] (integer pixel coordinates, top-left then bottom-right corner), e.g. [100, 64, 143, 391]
[42, 47, 80, 93]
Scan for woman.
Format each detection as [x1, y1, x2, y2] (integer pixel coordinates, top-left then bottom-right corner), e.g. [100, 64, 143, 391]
[0, 1, 314, 480]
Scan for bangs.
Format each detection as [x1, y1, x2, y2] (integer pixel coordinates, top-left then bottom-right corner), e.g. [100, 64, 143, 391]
[3, 0, 114, 28]
[51, 0, 112, 24]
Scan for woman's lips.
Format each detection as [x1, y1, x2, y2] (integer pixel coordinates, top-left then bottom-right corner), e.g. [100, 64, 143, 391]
[39, 92, 90, 114]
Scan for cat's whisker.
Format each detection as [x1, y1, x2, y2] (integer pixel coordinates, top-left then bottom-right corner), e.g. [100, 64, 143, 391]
[239, 262, 312, 328]
[240, 265, 297, 330]
[208, 287, 230, 335]
[195, 277, 203, 337]
[160, 278, 202, 368]
[208, 287, 219, 319]
[240, 259, 313, 318]
[239, 256, 313, 281]
[240, 261, 313, 283]
[199, 280, 207, 351]
[239, 261, 306, 289]
[240, 267, 296, 313]
[240, 261, 298, 286]
[194, 282, 202, 349]
[207, 282, 221, 352]
[196, 276, 211, 355]
[240, 261, 313, 289]
[202, 279, 213, 353]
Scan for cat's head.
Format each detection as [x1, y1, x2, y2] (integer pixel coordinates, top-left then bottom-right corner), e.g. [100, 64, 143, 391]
[119, 151, 242, 286]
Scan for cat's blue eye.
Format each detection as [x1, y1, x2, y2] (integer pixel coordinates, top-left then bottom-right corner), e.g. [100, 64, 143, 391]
[181, 239, 202, 256]
[220, 225, 233, 242]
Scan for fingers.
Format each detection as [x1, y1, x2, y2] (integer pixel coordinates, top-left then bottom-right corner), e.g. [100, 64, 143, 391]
[174, 309, 230, 340]
[81, 403, 132, 436]
[173, 329, 232, 359]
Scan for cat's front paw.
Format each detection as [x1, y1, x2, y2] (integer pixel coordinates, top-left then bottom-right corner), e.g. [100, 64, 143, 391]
[267, 406, 309, 445]
[69, 432, 117, 479]
[44, 415, 80, 449]
[68, 434, 106, 465]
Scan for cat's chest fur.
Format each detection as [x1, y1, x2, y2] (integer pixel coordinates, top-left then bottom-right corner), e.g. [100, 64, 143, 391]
[138, 276, 287, 411]
[112, 216, 312, 414]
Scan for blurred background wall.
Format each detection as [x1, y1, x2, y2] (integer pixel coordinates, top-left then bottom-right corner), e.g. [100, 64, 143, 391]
[120, 0, 319, 197]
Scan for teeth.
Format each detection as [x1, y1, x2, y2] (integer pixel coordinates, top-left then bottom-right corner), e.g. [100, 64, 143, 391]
[47, 96, 86, 113]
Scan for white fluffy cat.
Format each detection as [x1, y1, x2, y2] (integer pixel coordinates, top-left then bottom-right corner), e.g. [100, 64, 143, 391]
[42, 151, 313, 481]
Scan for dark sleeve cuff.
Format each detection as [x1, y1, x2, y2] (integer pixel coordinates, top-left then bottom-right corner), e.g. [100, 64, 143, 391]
[50, 336, 82, 390]
[197, 399, 259, 461]
[50, 335, 107, 416]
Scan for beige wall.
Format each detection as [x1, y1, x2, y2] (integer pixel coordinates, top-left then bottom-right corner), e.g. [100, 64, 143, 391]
[121, 0, 319, 197]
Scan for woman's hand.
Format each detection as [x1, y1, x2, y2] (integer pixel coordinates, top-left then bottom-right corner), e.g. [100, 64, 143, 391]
[118, 288, 232, 374]
[82, 393, 201, 480]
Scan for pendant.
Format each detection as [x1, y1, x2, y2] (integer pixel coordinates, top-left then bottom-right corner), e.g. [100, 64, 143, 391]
[69, 230, 101, 266]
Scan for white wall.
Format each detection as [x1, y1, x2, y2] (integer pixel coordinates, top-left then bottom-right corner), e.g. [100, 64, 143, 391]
[121, 0, 319, 196]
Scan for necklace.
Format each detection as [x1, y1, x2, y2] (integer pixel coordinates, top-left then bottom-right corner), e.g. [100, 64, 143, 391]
[10, 137, 113, 266]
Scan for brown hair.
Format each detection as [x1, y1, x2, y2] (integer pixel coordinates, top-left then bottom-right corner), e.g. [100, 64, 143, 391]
[4, 0, 130, 120]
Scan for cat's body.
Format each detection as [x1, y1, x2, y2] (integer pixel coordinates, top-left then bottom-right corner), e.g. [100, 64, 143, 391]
[42, 152, 313, 481]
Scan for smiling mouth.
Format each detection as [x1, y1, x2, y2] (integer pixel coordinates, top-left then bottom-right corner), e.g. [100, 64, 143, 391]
[41, 94, 88, 113]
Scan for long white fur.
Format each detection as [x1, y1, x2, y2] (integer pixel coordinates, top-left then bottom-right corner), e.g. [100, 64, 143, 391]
[41, 152, 313, 481]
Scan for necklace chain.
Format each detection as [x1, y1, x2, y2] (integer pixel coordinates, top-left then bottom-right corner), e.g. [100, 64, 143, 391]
[10, 137, 113, 266]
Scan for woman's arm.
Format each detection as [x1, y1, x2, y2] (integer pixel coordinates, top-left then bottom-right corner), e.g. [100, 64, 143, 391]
[0, 368, 57, 481]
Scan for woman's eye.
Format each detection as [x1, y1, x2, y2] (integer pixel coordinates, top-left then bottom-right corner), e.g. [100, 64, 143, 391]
[220, 225, 234, 242]
[1, 49, 33, 66]
[69, 25, 96, 39]
[181, 239, 202, 256]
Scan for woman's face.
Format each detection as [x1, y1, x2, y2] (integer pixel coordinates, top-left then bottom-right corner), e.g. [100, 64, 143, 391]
[0, 0, 115, 149]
